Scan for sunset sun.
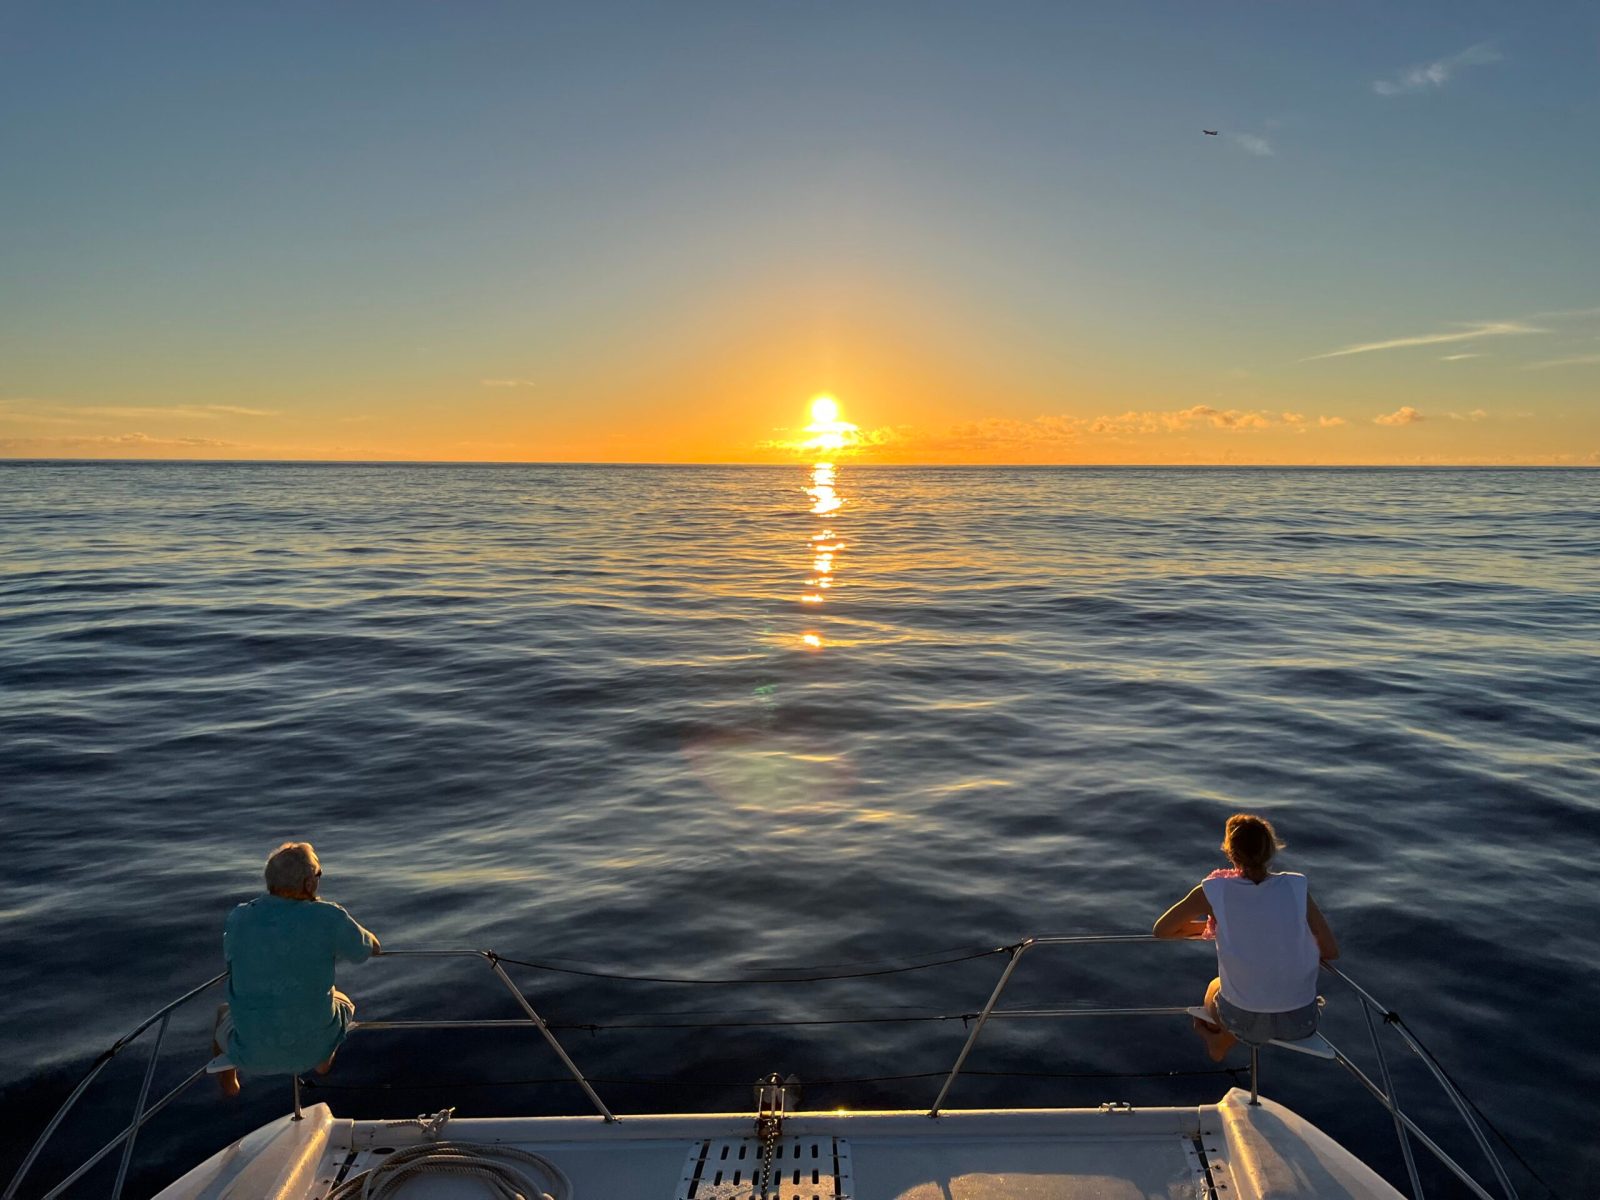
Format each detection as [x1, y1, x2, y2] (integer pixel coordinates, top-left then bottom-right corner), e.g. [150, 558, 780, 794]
[802, 395, 859, 454]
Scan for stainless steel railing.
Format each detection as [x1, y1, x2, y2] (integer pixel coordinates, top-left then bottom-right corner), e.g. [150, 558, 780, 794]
[4, 937, 1520, 1200]
[913, 934, 1519, 1200]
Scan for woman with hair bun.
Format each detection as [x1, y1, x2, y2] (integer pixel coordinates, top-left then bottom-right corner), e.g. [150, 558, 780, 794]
[1153, 814, 1339, 1060]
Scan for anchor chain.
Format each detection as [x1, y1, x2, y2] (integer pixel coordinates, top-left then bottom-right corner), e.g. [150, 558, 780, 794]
[753, 1072, 800, 1199]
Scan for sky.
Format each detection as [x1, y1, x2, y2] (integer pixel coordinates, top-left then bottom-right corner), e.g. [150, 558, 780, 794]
[2, 1, 1598, 465]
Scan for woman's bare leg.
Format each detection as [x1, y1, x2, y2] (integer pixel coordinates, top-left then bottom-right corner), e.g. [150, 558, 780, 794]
[1191, 977, 1237, 1062]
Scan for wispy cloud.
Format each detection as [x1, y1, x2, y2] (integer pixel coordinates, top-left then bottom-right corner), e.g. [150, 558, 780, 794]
[1306, 320, 1540, 361]
[1229, 133, 1273, 157]
[822, 407, 1352, 455]
[1373, 43, 1501, 96]
[1525, 354, 1600, 370]
[0, 432, 238, 452]
[1374, 406, 1425, 426]
[481, 379, 538, 388]
[1440, 353, 1483, 361]
[76, 404, 279, 419]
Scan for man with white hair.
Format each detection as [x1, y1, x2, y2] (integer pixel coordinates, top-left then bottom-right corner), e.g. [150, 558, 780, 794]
[211, 842, 380, 1096]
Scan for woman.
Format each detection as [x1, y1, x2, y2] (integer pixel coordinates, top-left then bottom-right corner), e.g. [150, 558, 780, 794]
[1153, 813, 1339, 1060]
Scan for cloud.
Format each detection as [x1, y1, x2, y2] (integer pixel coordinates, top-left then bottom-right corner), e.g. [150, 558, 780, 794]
[481, 379, 538, 388]
[1374, 44, 1501, 96]
[1447, 409, 1489, 421]
[0, 432, 238, 452]
[75, 405, 278, 419]
[862, 407, 1356, 454]
[1440, 353, 1482, 361]
[1306, 320, 1540, 361]
[1525, 354, 1600, 370]
[1374, 406, 1424, 426]
[1229, 133, 1273, 157]
[1088, 405, 1283, 434]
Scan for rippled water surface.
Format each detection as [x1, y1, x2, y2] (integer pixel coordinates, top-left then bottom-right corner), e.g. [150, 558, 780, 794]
[2, 462, 1597, 1195]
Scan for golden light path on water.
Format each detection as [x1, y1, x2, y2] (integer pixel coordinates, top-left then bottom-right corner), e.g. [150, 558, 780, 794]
[794, 395, 862, 651]
[801, 461, 844, 649]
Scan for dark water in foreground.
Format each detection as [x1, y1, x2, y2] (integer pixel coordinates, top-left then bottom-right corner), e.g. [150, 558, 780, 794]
[2, 462, 1597, 1197]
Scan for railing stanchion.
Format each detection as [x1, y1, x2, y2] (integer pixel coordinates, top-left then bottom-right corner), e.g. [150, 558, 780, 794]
[485, 956, 616, 1122]
[1248, 1046, 1259, 1106]
[4, 970, 225, 1200]
[39, 1066, 210, 1200]
[2, 1056, 115, 1200]
[1385, 1021, 1518, 1200]
[928, 940, 1032, 1117]
[1363, 1000, 1424, 1200]
[1335, 1055, 1500, 1200]
[110, 1012, 170, 1200]
[292, 1075, 303, 1121]
[1327, 963, 1517, 1200]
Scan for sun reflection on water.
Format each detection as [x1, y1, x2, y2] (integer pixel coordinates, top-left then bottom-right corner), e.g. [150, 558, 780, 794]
[799, 461, 848, 649]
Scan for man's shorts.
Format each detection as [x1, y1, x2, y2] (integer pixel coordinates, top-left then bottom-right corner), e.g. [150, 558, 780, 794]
[210, 1004, 236, 1070]
[1215, 993, 1320, 1046]
[210, 991, 355, 1071]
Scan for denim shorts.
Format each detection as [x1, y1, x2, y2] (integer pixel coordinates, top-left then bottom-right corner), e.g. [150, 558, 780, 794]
[1216, 994, 1320, 1046]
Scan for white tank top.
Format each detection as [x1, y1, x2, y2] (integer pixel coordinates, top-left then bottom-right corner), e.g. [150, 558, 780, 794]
[1202, 872, 1321, 1013]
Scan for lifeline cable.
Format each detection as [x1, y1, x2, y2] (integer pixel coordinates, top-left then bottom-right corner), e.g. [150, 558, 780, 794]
[302, 1066, 1248, 1092]
[486, 943, 1015, 984]
[1386, 1012, 1568, 1200]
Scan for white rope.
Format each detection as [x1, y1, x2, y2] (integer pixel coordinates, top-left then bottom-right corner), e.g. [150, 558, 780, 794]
[325, 1140, 572, 1200]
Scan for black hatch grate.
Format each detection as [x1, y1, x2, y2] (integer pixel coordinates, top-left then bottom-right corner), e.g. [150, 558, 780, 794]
[676, 1136, 853, 1200]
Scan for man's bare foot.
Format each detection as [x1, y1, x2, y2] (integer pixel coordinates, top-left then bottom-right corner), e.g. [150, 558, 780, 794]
[211, 1040, 241, 1097]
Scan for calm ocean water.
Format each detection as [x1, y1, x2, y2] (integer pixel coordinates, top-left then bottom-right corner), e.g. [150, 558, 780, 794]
[2, 461, 1597, 1196]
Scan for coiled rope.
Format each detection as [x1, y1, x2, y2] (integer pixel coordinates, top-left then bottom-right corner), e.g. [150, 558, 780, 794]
[325, 1141, 571, 1200]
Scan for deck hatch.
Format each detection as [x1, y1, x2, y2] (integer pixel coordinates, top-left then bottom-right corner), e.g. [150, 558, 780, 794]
[676, 1136, 852, 1200]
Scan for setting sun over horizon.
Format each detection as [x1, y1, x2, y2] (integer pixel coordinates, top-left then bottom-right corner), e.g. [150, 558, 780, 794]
[3, 5, 1597, 466]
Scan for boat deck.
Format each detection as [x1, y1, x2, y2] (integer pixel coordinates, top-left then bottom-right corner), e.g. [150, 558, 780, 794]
[157, 1090, 1403, 1200]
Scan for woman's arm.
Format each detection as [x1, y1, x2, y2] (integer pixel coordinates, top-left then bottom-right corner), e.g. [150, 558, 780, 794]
[1307, 894, 1339, 961]
[1153, 885, 1212, 939]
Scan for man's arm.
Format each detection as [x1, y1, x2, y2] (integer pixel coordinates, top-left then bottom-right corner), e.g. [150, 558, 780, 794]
[331, 905, 380, 963]
[1307, 894, 1339, 961]
[1153, 885, 1212, 939]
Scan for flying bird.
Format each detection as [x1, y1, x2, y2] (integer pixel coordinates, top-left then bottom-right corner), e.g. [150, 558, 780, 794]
[1203, 129, 1219, 135]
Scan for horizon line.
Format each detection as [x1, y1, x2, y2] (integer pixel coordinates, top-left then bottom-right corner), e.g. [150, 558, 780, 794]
[2, 456, 1596, 470]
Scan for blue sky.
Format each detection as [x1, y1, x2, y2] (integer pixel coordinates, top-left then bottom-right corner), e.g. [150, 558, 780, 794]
[2, 2, 1597, 462]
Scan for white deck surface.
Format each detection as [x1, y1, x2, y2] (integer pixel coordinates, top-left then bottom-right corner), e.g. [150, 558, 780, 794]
[156, 1089, 1404, 1200]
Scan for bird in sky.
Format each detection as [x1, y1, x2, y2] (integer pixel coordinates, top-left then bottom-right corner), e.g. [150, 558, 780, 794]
[1203, 129, 1219, 136]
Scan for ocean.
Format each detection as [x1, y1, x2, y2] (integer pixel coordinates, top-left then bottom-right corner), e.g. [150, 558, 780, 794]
[2, 461, 1596, 1196]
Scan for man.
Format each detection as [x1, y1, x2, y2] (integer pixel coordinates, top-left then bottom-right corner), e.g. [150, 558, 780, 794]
[212, 842, 380, 1096]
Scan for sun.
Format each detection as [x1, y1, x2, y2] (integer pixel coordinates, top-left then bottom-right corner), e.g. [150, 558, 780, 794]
[802, 394, 858, 454]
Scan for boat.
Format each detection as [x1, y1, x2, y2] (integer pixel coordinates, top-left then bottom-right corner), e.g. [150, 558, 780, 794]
[5, 935, 1519, 1199]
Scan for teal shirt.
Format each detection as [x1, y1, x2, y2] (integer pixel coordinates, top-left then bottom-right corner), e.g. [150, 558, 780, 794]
[223, 894, 376, 1075]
